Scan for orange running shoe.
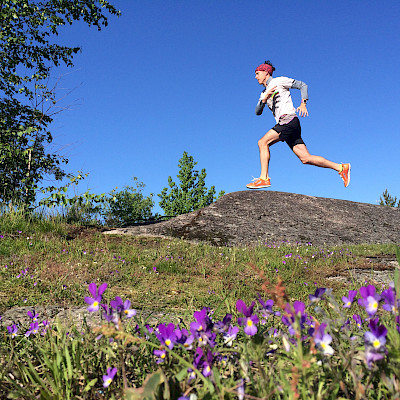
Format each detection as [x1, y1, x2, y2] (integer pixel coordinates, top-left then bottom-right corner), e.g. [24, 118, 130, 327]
[339, 163, 351, 187]
[246, 177, 271, 189]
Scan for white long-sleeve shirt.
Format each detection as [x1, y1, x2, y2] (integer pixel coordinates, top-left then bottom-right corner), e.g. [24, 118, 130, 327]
[255, 76, 308, 124]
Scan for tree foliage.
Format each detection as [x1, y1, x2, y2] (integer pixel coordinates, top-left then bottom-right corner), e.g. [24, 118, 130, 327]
[380, 189, 399, 208]
[158, 152, 224, 217]
[0, 0, 120, 208]
[103, 177, 155, 227]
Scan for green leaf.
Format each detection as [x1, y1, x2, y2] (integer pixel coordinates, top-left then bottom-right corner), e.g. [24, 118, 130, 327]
[83, 378, 98, 393]
[175, 368, 188, 382]
[124, 370, 166, 400]
[65, 346, 73, 380]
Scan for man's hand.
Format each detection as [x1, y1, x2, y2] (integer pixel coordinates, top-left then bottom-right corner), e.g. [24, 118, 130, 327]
[260, 86, 277, 103]
[296, 103, 309, 117]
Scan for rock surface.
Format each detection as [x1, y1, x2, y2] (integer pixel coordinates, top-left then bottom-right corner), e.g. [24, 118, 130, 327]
[104, 191, 400, 247]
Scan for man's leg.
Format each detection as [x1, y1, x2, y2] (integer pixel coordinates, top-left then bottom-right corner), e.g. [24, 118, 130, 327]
[292, 144, 351, 186]
[292, 144, 341, 171]
[258, 129, 281, 179]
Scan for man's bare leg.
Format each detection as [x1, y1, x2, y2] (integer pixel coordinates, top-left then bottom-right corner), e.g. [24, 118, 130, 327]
[257, 129, 281, 179]
[292, 144, 341, 171]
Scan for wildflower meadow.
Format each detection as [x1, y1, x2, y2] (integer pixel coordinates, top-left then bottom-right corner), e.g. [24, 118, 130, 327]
[0, 214, 399, 399]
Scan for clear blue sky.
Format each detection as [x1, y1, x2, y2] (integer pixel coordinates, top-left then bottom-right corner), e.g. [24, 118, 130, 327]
[51, 1, 400, 214]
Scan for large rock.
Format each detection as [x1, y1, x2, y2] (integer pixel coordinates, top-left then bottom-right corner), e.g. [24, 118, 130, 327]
[104, 191, 400, 247]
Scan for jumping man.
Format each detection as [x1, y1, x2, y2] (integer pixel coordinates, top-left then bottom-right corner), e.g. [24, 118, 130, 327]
[246, 60, 350, 189]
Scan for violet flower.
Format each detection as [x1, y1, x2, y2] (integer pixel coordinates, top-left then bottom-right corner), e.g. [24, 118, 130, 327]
[309, 288, 326, 303]
[193, 347, 213, 377]
[236, 299, 259, 336]
[7, 324, 18, 338]
[175, 327, 195, 350]
[101, 304, 120, 328]
[314, 323, 334, 355]
[156, 323, 177, 349]
[353, 314, 363, 329]
[190, 308, 216, 347]
[365, 347, 385, 368]
[364, 318, 387, 351]
[153, 349, 167, 364]
[102, 367, 117, 388]
[214, 314, 232, 333]
[110, 296, 136, 318]
[257, 295, 277, 322]
[381, 288, 396, 313]
[364, 319, 387, 368]
[282, 301, 307, 336]
[27, 310, 39, 321]
[25, 322, 39, 337]
[358, 285, 381, 316]
[84, 282, 107, 312]
[223, 325, 239, 346]
[342, 290, 358, 308]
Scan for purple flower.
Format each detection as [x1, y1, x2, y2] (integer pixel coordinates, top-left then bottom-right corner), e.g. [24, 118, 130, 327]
[101, 304, 120, 328]
[223, 325, 239, 346]
[193, 347, 213, 377]
[25, 322, 39, 337]
[309, 288, 326, 303]
[7, 324, 18, 338]
[41, 320, 50, 336]
[365, 347, 385, 368]
[282, 301, 307, 335]
[84, 282, 107, 312]
[110, 296, 136, 318]
[214, 314, 232, 333]
[353, 314, 363, 329]
[342, 290, 358, 308]
[175, 327, 195, 350]
[358, 285, 381, 316]
[364, 318, 387, 369]
[190, 308, 216, 347]
[102, 367, 117, 388]
[257, 295, 276, 322]
[364, 318, 387, 351]
[153, 349, 167, 364]
[156, 323, 177, 349]
[314, 323, 334, 355]
[236, 299, 259, 336]
[381, 288, 396, 313]
[27, 310, 39, 321]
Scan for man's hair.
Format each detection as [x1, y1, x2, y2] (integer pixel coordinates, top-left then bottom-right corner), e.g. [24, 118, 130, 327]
[264, 60, 276, 74]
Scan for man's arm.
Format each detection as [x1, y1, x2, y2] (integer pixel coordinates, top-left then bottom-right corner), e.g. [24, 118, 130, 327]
[255, 86, 278, 115]
[291, 79, 308, 101]
[255, 100, 265, 115]
[291, 79, 309, 117]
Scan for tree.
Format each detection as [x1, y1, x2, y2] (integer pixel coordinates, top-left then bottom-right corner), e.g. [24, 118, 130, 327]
[0, 0, 120, 208]
[379, 189, 400, 208]
[103, 177, 155, 227]
[158, 152, 224, 216]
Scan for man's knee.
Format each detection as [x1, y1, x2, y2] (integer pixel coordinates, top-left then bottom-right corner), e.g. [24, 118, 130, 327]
[299, 154, 312, 164]
[258, 138, 267, 149]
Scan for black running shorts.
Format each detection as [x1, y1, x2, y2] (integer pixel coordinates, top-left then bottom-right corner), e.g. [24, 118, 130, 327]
[272, 116, 305, 150]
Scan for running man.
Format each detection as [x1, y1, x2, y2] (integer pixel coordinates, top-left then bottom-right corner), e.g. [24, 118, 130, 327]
[246, 60, 350, 189]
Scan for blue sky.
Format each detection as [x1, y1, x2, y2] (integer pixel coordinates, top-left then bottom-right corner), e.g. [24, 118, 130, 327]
[51, 1, 400, 213]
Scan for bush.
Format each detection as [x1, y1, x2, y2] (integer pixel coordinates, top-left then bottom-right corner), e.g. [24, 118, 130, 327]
[103, 177, 155, 227]
[158, 152, 224, 217]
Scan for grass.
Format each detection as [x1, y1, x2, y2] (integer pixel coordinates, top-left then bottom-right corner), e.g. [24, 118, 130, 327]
[0, 212, 397, 319]
[1, 212, 399, 399]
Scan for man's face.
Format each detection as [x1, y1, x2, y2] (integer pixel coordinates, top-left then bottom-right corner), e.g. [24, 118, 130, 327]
[255, 70, 268, 85]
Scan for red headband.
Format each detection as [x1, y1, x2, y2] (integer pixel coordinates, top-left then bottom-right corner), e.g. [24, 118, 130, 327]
[255, 63, 273, 74]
